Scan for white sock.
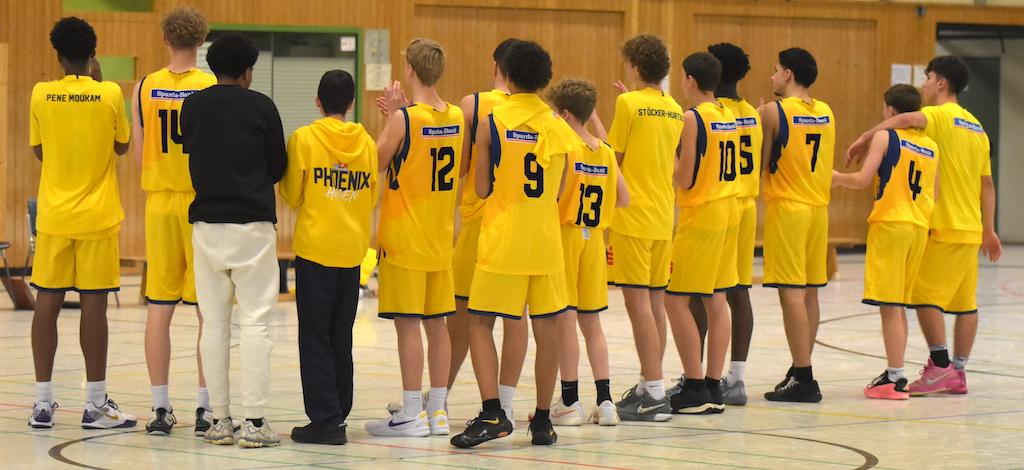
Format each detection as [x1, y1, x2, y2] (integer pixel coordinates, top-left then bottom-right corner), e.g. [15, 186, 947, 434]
[645, 379, 666, 400]
[634, 375, 647, 395]
[400, 390, 422, 419]
[726, 361, 746, 386]
[86, 381, 106, 407]
[152, 385, 171, 410]
[498, 384, 516, 410]
[198, 387, 211, 411]
[36, 382, 54, 403]
[887, 367, 906, 381]
[426, 387, 448, 414]
[952, 355, 969, 371]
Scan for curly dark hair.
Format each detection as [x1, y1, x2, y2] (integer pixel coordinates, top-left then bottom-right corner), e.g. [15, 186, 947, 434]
[621, 34, 670, 83]
[925, 56, 970, 95]
[778, 48, 818, 88]
[50, 17, 96, 63]
[318, 70, 355, 116]
[504, 40, 552, 92]
[683, 52, 721, 93]
[707, 43, 750, 83]
[493, 38, 521, 76]
[884, 84, 922, 114]
[206, 32, 259, 80]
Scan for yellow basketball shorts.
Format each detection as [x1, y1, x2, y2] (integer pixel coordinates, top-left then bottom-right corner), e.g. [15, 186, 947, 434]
[562, 225, 609, 313]
[468, 268, 568, 319]
[763, 199, 828, 288]
[863, 222, 927, 307]
[32, 227, 120, 293]
[910, 237, 980, 314]
[736, 196, 757, 288]
[607, 231, 671, 289]
[377, 260, 455, 319]
[452, 216, 482, 300]
[145, 191, 197, 304]
[667, 198, 740, 296]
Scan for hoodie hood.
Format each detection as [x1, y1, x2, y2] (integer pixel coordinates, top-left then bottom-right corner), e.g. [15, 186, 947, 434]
[308, 118, 371, 164]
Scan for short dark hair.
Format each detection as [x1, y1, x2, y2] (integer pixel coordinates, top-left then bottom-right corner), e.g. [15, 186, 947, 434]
[546, 78, 597, 123]
[206, 32, 259, 80]
[778, 48, 818, 88]
[318, 70, 355, 116]
[621, 34, 671, 83]
[50, 17, 96, 63]
[493, 38, 521, 76]
[925, 56, 970, 95]
[707, 43, 750, 83]
[683, 52, 722, 93]
[884, 84, 922, 114]
[504, 41, 552, 92]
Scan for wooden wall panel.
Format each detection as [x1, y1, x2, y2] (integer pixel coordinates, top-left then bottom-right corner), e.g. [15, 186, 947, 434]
[0, 42, 8, 248]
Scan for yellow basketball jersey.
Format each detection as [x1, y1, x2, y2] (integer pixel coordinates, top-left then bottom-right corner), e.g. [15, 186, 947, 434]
[606, 88, 684, 240]
[677, 102, 742, 208]
[461, 89, 510, 221]
[868, 128, 938, 228]
[29, 75, 130, 237]
[921, 103, 991, 243]
[764, 97, 835, 206]
[719, 97, 763, 198]
[139, 69, 217, 192]
[477, 93, 577, 275]
[379, 103, 464, 271]
[558, 140, 618, 229]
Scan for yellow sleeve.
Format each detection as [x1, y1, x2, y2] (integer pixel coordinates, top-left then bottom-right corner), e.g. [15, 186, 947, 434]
[368, 139, 379, 205]
[606, 94, 631, 153]
[111, 85, 130, 144]
[280, 131, 306, 209]
[921, 106, 943, 137]
[29, 84, 43, 146]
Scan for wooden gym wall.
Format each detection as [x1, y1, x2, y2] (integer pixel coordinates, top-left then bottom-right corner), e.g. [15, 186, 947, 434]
[4, 0, 1024, 265]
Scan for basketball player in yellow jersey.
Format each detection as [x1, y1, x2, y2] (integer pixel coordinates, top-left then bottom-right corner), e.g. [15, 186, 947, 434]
[760, 48, 834, 403]
[448, 39, 528, 424]
[367, 38, 463, 438]
[606, 34, 682, 421]
[131, 7, 217, 435]
[29, 17, 136, 430]
[847, 56, 1001, 396]
[835, 85, 939, 400]
[545, 78, 629, 426]
[451, 41, 577, 448]
[664, 52, 741, 415]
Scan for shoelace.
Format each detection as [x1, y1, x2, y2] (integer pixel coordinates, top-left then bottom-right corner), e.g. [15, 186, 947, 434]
[778, 377, 798, 391]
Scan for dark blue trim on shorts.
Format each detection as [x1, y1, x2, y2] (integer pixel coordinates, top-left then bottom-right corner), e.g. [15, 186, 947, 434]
[862, 299, 911, 308]
[576, 306, 608, 314]
[715, 284, 741, 293]
[651, 285, 668, 291]
[455, 295, 470, 301]
[147, 298, 182, 305]
[763, 282, 828, 289]
[907, 303, 978, 315]
[531, 306, 570, 318]
[379, 310, 457, 320]
[183, 301, 198, 306]
[31, 283, 120, 294]
[610, 282, 668, 290]
[468, 308, 522, 320]
[666, 289, 712, 298]
[733, 284, 753, 290]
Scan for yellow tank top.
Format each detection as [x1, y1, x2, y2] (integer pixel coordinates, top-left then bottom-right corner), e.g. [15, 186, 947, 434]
[461, 90, 510, 221]
[558, 140, 618, 229]
[868, 128, 938, 228]
[719, 97, 762, 199]
[677, 101, 741, 207]
[764, 97, 835, 206]
[138, 68, 217, 192]
[378, 102, 464, 271]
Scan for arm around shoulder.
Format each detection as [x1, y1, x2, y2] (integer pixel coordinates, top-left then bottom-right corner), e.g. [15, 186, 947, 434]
[833, 130, 888, 190]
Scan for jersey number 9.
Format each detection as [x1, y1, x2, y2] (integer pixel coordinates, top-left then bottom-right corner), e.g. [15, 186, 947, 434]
[524, 152, 544, 197]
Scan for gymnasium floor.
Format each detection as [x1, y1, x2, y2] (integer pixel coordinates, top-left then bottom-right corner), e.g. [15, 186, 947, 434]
[1, 247, 1021, 469]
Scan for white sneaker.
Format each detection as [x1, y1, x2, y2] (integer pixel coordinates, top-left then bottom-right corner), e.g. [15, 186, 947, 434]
[365, 412, 429, 437]
[82, 397, 137, 429]
[549, 398, 585, 426]
[237, 419, 282, 448]
[588, 400, 620, 426]
[204, 417, 236, 445]
[428, 410, 450, 435]
[29, 401, 58, 428]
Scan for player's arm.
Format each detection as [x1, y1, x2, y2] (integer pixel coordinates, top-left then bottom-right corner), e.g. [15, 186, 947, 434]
[673, 110, 698, 189]
[832, 130, 887, 190]
[89, 56, 103, 82]
[589, 109, 609, 141]
[759, 101, 780, 175]
[557, 153, 568, 199]
[474, 117, 493, 199]
[608, 94, 629, 166]
[980, 174, 1002, 262]
[114, 140, 130, 156]
[376, 110, 406, 173]
[846, 111, 927, 167]
[32, 145, 43, 161]
[279, 133, 305, 208]
[131, 80, 144, 166]
[615, 164, 630, 208]
[458, 94, 475, 177]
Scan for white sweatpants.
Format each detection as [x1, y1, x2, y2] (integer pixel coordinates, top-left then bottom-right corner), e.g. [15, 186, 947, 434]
[193, 221, 279, 419]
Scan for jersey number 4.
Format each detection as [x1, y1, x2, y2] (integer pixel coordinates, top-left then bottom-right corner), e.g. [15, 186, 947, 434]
[158, 109, 187, 154]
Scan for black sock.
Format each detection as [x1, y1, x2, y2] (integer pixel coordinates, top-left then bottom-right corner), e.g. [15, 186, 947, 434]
[533, 408, 550, 421]
[595, 379, 612, 404]
[705, 377, 720, 391]
[683, 378, 706, 392]
[561, 380, 579, 405]
[249, 418, 264, 427]
[787, 365, 795, 377]
[931, 349, 952, 368]
[483, 398, 501, 413]
[793, 366, 813, 383]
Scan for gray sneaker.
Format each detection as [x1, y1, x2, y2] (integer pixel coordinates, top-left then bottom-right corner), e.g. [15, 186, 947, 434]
[721, 379, 748, 406]
[237, 420, 282, 448]
[617, 392, 672, 422]
[614, 386, 643, 409]
[665, 374, 686, 398]
[203, 417, 236, 445]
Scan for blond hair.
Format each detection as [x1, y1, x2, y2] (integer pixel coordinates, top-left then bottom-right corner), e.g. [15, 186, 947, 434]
[405, 38, 445, 86]
[161, 7, 209, 50]
[546, 78, 597, 123]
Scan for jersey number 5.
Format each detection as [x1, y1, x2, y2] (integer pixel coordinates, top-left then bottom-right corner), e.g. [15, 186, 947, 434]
[158, 109, 186, 154]
[524, 152, 544, 197]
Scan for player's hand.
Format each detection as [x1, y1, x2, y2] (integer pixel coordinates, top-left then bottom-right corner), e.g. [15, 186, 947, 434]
[383, 80, 410, 117]
[612, 80, 628, 94]
[981, 230, 1002, 262]
[846, 133, 872, 168]
[88, 56, 103, 82]
[375, 96, 389, 117]
[756, 98, 767, 114]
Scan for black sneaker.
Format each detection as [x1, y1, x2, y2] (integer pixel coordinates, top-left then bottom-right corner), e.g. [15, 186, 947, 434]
[670, 388, 716, 414]
[450, 410, 513, 448]
[292, 419, 348, 445]
[765, 377, 822, 403]
[774, 367, 795, 391]
[194, 408, 212, 436]
[708, 387, 725, 414]
[528, 417, 557, 445]
[146, 408, 176, 435]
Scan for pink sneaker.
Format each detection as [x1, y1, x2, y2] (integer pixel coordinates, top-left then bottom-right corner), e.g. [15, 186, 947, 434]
[948, 369, 968, 394]
[908, 359, 959, 396]
[864, 371, 910, 400]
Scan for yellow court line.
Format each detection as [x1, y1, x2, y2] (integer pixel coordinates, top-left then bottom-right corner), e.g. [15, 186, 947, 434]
[744, 404, 1024, 432]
